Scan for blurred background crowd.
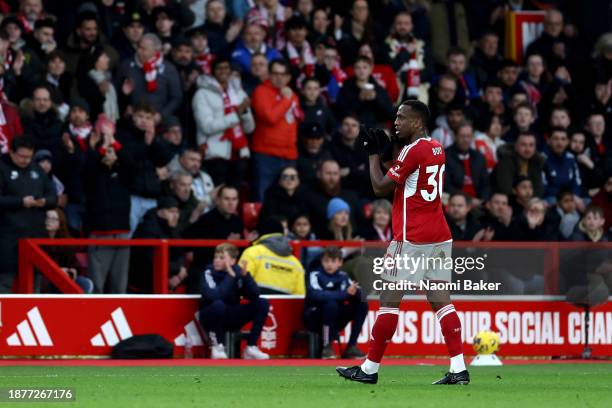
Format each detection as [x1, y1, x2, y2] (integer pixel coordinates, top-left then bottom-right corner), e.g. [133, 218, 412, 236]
[0, 0, 610, 295]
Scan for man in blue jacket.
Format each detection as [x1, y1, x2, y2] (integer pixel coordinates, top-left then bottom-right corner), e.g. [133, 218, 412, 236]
[542, 127, 582, 205]
[199, 243, 270, 360]
[303, 246, 368, 359]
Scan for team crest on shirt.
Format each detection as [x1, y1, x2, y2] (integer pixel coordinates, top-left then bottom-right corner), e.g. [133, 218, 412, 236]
[30, 170, 39, 179]
[10, 170, 18, 180]
[389, 165, 401, 177]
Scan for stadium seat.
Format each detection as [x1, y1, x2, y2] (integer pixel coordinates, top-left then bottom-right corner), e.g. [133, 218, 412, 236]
[288, 330, 320, 359]
[242, 202, 262, 232]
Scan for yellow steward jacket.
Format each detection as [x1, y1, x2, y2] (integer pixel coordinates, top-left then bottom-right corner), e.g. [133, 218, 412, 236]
[239, 233, 305, 295]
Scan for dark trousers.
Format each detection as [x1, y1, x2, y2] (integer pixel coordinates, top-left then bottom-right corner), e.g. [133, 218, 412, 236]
[0, 235, 19, 293]
[303, 298, 368, 346]
[199, 298, 270, 346]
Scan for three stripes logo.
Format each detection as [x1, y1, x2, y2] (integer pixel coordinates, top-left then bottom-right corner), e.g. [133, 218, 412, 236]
[5, 307, 53, 347]
[90, 307, 133, 347]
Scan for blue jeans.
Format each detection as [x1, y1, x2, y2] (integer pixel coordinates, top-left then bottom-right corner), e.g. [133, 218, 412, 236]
[129, 195, 157, 237]
[253, 153, 295, 202]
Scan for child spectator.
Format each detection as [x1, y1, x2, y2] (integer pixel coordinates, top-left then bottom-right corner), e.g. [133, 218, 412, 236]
[570, 205, 609, 242]
[556, 190, 581, 240]
[299, 77, 336, 136]
[502, 103, 537, 145]
[510, 176, 534, 216]
[289, 213, 322, 270]
[199, 243, 271, 360]
[303, 246, 367, 359]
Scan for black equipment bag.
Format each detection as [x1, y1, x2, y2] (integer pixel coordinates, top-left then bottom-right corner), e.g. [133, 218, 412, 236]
[111, 334, 174, 359]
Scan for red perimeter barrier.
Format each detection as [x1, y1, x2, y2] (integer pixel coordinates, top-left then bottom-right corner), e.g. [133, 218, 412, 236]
[16, 239, 612, 294]
[0, 295, 610, 358]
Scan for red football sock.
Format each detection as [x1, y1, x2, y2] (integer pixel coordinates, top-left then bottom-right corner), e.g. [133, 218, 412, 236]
[436, 304, 463, 357]
[366, 308, 399, 363]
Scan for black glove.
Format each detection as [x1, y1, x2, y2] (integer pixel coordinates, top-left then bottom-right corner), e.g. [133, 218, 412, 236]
[358, 125, 379, 155]
[370, 128, 390, 152]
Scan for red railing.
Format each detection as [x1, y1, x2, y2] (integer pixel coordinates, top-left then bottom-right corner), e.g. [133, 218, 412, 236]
[16, 238, 612, 294]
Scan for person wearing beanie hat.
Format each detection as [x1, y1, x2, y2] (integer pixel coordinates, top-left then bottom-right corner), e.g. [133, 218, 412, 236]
[239, 216, 305, 295]
[33, 148, 53, 164]
[34, 148, 66, 206]
[324, 197, 355, 241]
[326, 197, 351, 221]
[257, 217, 285, 237]
[70, 97, 91, 116]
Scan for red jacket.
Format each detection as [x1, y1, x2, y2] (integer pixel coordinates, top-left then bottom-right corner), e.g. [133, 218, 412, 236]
[251, 80, 301, 160]
[0, 101, 24, 154]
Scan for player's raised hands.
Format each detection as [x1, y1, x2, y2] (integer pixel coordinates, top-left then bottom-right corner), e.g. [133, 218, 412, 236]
[359, 126, 390, 156]
[358, 126, 379, 155]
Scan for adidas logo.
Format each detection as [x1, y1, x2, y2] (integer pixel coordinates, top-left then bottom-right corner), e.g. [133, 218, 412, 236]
[90, 307, 133, 347]
[174, 312, 204, 346]
[6, 307, 53, 347]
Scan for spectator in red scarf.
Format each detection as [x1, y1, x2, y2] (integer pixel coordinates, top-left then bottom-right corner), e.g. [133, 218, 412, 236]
[16, 0, 45, 33]
[55, 99, 91, 233]
[251, 0, 290, 51]
[282, 16, 315, 87]
[192, 57, 254, 187]
[186, 27, 214, 76]
[117, 33, 183, 124]
[384, 11, 427, 102]
[251, 59, 302, 201]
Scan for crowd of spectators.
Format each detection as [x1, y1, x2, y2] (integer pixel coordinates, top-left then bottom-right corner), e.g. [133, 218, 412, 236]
[0, 0, 610, 295]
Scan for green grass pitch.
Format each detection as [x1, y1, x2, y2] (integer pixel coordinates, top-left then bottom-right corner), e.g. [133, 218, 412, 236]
[0, 364, 610, 408]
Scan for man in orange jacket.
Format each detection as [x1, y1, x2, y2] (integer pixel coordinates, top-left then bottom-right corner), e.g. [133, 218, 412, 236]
[251, 59, 302, 201]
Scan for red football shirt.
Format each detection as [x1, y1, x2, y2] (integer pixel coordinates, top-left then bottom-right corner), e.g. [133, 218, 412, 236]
[386, 137, 452, 244]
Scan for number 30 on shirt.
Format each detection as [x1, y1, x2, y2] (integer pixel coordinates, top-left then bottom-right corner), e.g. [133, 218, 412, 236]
[421, 164, 445, 202]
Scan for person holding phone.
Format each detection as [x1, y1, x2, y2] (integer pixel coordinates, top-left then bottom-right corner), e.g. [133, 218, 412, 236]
[0, 135, 57, 293]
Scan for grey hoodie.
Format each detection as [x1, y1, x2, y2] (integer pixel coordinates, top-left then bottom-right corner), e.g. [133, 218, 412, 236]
[257, 233, 293, 257]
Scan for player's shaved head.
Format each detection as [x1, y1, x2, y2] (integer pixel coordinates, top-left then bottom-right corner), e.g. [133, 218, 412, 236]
[395, 99, 430, 143]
